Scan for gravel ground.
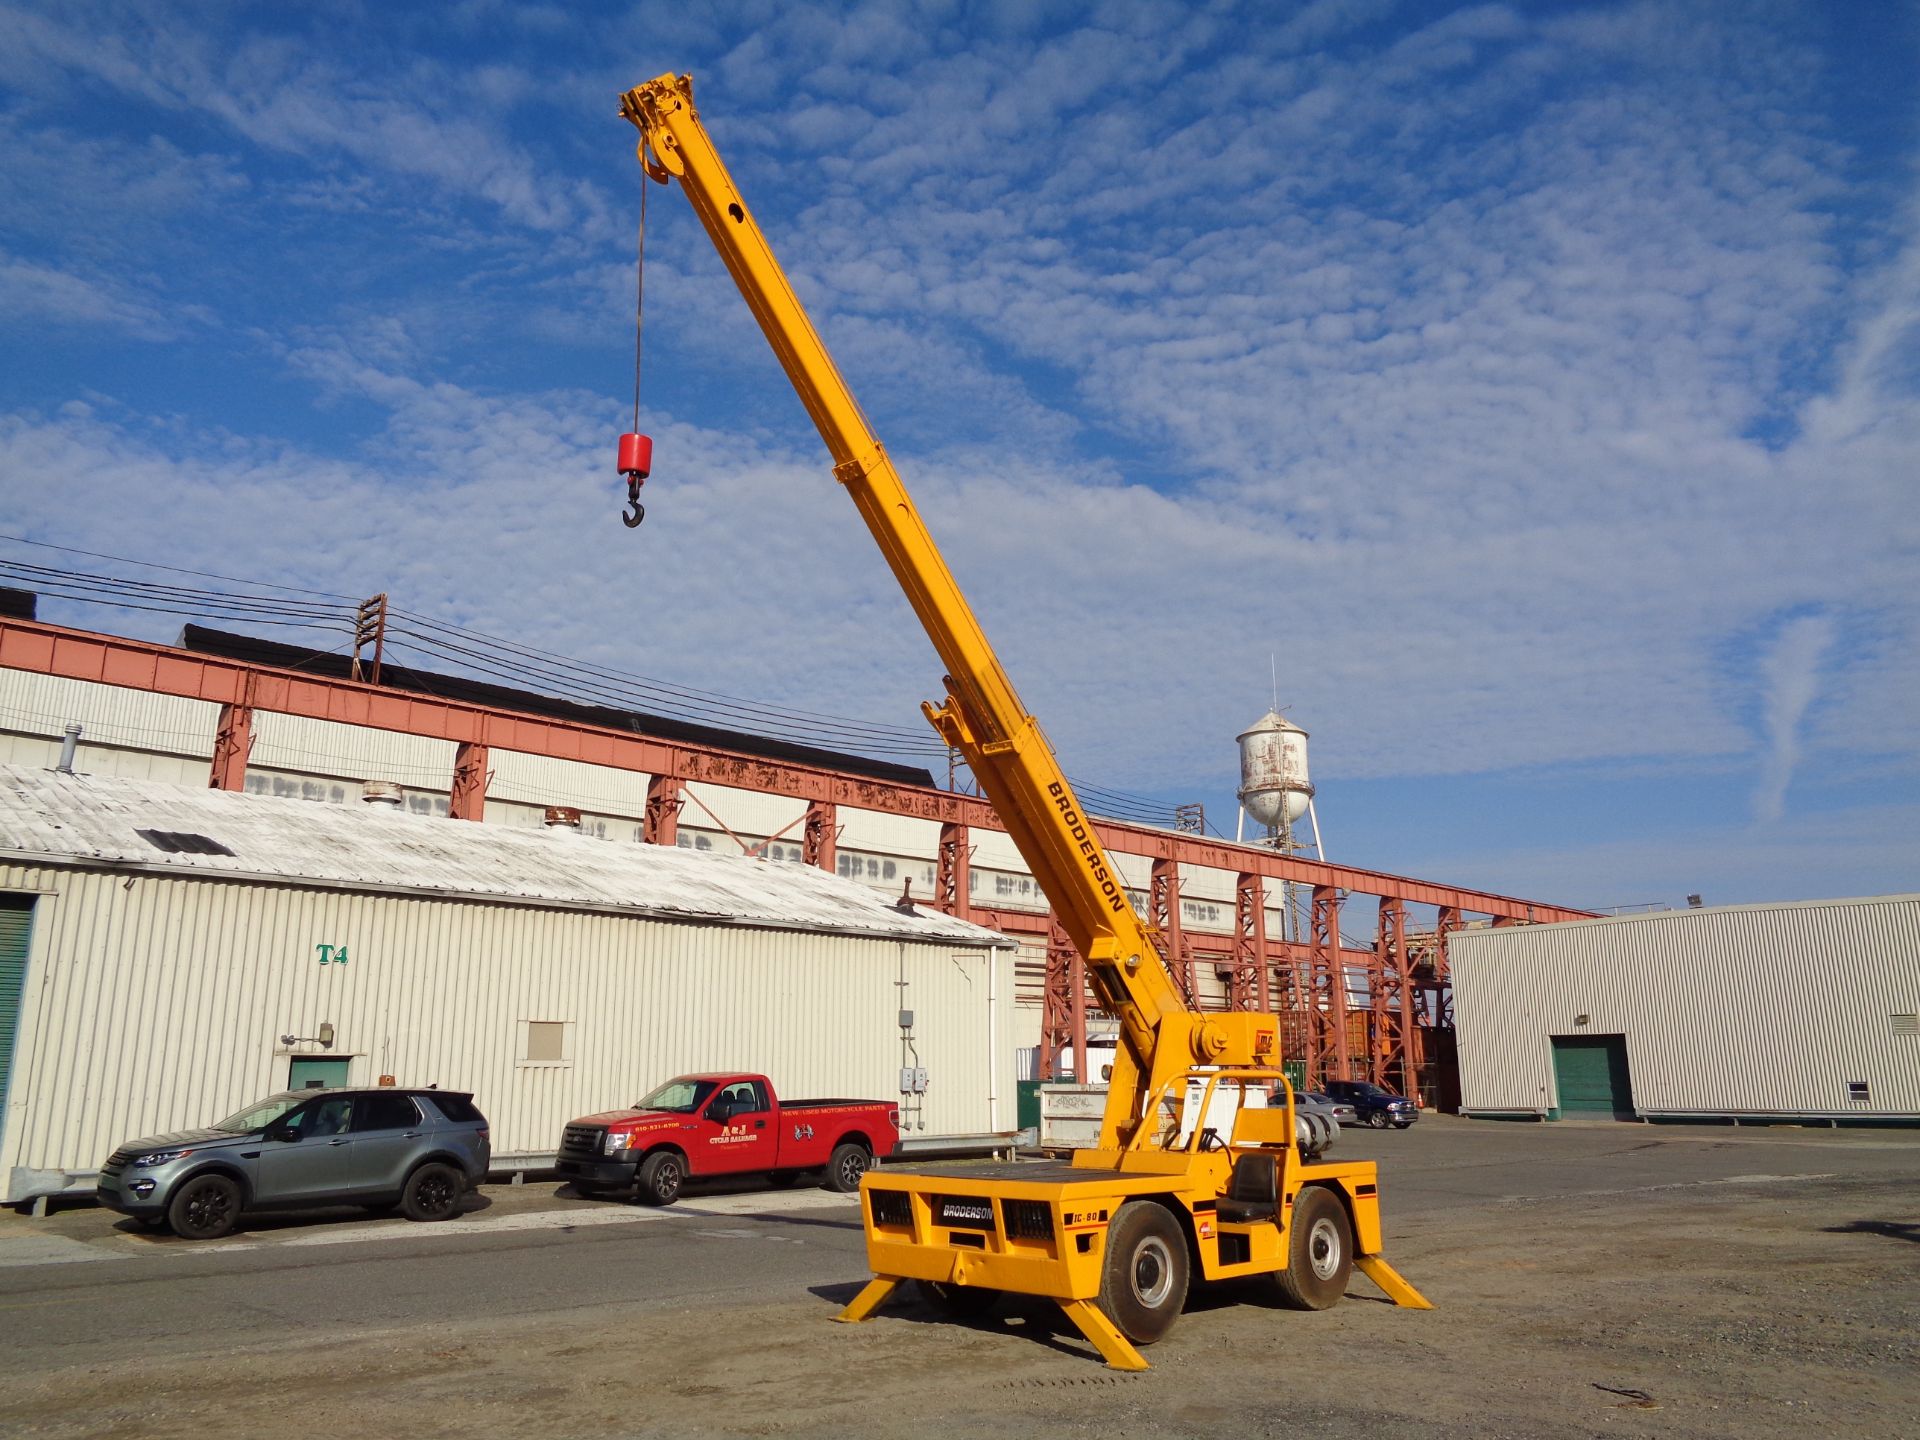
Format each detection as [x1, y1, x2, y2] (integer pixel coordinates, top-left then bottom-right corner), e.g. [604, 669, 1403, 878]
[1, 1119, 1914, 1439]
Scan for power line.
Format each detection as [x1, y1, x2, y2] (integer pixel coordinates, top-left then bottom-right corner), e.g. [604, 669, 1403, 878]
[3, 548, 1188, 827]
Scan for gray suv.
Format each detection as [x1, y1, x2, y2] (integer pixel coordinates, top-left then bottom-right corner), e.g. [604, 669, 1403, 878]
[97, 1087, 491, 1240]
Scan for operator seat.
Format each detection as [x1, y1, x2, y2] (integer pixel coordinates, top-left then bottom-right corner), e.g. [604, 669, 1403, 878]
[1214, 1153, 1280, 1224]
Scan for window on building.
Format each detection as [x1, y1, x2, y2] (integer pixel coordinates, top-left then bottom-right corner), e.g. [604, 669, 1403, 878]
[525, 1021, 566, 1063]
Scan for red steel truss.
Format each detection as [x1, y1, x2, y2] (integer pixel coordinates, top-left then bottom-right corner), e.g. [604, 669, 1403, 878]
[0, 616, 1596, 1105]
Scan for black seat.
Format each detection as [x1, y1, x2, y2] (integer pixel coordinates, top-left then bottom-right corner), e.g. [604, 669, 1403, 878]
[1215, 1152, 1279, 1224]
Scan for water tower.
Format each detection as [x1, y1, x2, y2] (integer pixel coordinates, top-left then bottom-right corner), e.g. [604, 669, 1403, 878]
[1235, 710, 1325, 941]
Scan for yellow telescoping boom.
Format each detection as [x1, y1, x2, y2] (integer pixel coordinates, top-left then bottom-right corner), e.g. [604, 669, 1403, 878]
[620, 72, 1430, 1371]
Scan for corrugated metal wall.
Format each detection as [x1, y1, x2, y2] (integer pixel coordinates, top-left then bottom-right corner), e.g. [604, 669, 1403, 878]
[0, 863, 1014, 1195]
[1452, 895, 1920, 1119]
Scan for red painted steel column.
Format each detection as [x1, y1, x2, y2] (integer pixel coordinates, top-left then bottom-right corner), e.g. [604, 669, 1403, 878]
[1039, 913, 1086, 1081]
[1434, 903, 1463, 1028]
[1232, 872, 1270, 1012]
[209, 702, 253, 791]
[448, 742, 489, 821]
[1151, 857, 1197, 1008]
[803, 799, 837, 872]
[1313, 885, 1349, 1081]
[1378, 897, 1419, 1099]
[643, 773, 683, 847]
[935, 821, 970, 918]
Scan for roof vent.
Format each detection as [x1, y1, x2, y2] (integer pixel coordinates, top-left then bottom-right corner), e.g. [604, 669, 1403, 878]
[544, 806, 582, 829]
[360, 781, 405, 809]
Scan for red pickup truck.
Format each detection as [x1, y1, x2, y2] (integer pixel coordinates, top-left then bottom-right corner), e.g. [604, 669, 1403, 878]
[554, 1073, 901, 1205]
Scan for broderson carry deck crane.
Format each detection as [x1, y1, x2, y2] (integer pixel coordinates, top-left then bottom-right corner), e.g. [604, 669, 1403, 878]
[618, 72, 1430, 1371]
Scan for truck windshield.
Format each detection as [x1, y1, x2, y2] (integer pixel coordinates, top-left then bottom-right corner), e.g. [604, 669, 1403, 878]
[212, 1093, 307, 1133]
[632, 1079, 717, 1114]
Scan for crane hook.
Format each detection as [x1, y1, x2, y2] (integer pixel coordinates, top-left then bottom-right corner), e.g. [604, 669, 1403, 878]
[617, 432, 652, 528]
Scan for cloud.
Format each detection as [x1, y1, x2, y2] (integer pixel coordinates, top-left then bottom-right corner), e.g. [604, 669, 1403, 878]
[1750, 613, 1837, 824]
[0, 1, 1914, 904]
[0, 254, 186, 340]
[0, 1, 606, 236]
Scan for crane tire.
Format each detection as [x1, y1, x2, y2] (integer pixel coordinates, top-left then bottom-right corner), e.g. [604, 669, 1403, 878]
[1272, 1186, 1353, 1311]
[1096, 1202, 1189, 1344]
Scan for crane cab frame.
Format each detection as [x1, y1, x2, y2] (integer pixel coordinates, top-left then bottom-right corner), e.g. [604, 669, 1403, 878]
[619, 71, 1429, 1372]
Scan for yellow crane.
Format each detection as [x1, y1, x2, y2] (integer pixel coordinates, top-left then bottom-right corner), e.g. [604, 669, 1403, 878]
[619, 71, 1430, 1371]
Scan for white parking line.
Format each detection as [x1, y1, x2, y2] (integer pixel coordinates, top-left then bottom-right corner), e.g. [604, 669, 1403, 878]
[207, 1187, 859, 1252]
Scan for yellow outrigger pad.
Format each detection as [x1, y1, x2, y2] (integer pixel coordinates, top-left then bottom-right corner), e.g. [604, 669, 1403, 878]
[833, 1276, 902, 1323]
[1057, 1299, 1150, 1371]
[1356, 1254, 1434, 1308]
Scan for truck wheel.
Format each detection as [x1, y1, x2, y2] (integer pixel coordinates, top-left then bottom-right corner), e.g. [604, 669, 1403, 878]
[915, 1279, 1001, 1320]
[637, 1151, 684, 1206]
[1096, 1202, 1189, 1344]
[824, 1142, 871, 1193]
[1367, 1110, 1390, 1129]
[1272, 1186, 1353, 1311]
[400, 1162, 464, 1222]
[166, 1173, 241, 1240]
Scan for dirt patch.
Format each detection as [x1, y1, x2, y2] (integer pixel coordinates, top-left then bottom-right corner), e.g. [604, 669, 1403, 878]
[1, 1174, 1914, 1438]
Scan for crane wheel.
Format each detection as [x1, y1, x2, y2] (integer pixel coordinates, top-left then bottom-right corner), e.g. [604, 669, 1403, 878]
[1096, 1202, 1189, 1344]
[1272, 1186, 1354, 1310]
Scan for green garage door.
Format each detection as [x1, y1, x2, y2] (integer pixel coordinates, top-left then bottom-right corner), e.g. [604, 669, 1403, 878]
[1552, 1035, 1635, 1118]
[0, 895, 32, 1121]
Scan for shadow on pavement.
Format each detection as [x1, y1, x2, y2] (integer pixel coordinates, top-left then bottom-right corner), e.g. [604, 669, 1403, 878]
[1823, 1218, 1920, 1243]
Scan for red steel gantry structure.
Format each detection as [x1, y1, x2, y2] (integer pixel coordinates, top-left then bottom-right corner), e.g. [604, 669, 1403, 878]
[0, 614, 1595, 1104]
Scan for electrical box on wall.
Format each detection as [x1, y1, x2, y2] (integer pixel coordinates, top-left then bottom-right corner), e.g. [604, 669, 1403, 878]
[899, 1067, 928, 1094]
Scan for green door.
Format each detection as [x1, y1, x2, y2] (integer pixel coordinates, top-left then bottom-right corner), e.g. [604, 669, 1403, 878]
[1551, 1035, 1635, 1118]
[289, 1056, 350, 1090]
[0, 895, 32, 1125]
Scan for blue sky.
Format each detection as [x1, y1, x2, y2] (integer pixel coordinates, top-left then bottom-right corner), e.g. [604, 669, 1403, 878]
[0, 1, 1915, 911]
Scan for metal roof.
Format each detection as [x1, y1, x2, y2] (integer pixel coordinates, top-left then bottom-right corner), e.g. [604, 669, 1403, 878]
[0, 764, 1008, 948]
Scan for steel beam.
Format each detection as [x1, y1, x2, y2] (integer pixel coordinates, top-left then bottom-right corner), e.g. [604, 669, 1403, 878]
[0, 618, 1594, 927]
[1149, 857, 1197, 1007]
[643, 773, 682, 848]
[803, 799, 837, 872]
[935, 821, 971, 919]
[209, 701, 252, 792]
[449, 742, 489, 821]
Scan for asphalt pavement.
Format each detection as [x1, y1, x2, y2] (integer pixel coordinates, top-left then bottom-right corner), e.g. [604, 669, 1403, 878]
[2, 1116, 1914, 1371]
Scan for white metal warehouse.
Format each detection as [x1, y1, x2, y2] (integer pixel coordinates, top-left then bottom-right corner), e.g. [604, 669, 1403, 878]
[0, 764, 1013, 1203]
[1451, 895, 1920, 1123]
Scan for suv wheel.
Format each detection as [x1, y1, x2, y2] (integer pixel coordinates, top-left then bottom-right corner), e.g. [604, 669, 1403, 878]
[400, 1162, 464, 1222]
[167, 1173, 242, 1240]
